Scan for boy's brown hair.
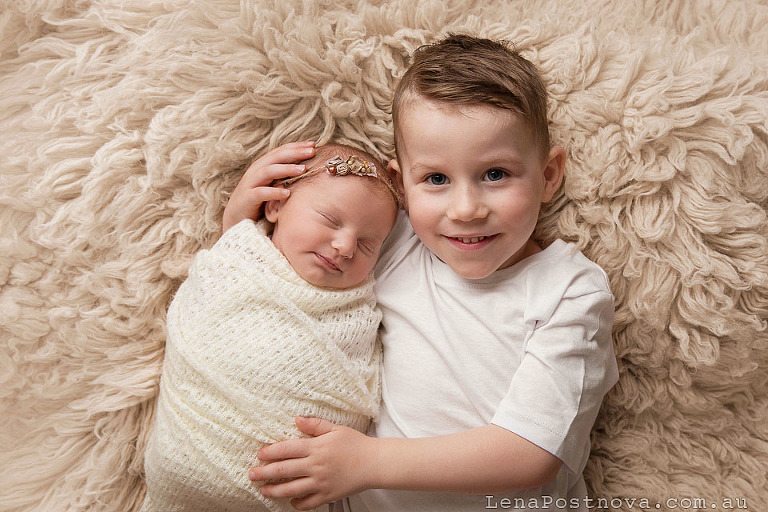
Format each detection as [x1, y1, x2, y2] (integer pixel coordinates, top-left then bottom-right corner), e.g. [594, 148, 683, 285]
[392, 34, 551, 158]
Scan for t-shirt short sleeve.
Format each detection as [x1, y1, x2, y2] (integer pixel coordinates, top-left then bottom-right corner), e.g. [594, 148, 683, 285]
[491, 263, 619, 474]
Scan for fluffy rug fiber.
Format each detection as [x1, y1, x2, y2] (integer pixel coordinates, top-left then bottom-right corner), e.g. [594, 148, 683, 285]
[1, 1, 767, 511]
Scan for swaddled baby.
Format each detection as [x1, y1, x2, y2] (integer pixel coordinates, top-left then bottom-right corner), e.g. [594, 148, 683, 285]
[142, 143, 401, 512]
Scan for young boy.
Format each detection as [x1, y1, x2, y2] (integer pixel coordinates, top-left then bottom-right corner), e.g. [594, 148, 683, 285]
[142, 143, 400, 512]
[238, 35, 619, 511]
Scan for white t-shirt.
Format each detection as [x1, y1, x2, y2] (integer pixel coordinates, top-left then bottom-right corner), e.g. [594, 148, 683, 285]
[347, 212, 619, 512]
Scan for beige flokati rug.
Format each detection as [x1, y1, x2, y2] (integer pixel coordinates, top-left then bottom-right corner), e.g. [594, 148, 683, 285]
[1, 1, 767, 511]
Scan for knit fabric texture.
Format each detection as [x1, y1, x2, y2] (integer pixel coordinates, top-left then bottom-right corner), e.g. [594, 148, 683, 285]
[141, 219, 382, 512]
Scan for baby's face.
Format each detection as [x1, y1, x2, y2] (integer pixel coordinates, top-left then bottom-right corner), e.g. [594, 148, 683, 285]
[267, 172, 397, 289]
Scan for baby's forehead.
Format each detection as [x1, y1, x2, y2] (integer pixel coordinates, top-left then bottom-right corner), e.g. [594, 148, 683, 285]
[300, 171, 384, 199]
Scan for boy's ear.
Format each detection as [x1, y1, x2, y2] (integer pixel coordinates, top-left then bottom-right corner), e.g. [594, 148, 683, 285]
[387, 158, 406, 208]
[541, 145, 566, 203]
[264, 197, 285, 223]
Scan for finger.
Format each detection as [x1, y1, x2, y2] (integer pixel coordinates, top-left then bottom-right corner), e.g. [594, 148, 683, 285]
[222, 187, 289, 224]
[270, 139, 316, 152]
[240, 162, 307, 188]
[260, 477, 315, 500]
[254, 141, 317, 170]
[247, 185, 290, 204]
[256, 438, 310, 462]
[291, 494, 327, 512]
[249, 458, 308, 483]
[295, 416, 335, 437]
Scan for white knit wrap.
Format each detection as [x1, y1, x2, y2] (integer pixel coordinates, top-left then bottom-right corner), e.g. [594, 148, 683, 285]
[142, 219, 382, 512]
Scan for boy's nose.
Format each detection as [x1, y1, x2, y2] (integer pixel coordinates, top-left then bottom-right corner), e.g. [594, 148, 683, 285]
[331, 232, 356, 258]
[446, 187, 489, 221]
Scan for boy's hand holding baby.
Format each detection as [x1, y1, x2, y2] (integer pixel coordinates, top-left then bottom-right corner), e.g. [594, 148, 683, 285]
[251, 416, 375, 510]
[222, 140, 316, 233]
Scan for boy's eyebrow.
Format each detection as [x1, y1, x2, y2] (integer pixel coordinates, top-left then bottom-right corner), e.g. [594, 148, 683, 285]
[408, 162, 441, 173]
[473, 148, 528, 166]
[409, 154, 527, 172]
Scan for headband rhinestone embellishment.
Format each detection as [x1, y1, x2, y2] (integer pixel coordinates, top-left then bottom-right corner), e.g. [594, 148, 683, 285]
[324, 155, 378, 178]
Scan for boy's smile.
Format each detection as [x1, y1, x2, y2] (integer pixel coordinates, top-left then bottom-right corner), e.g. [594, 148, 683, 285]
[392, 99, 564, 279]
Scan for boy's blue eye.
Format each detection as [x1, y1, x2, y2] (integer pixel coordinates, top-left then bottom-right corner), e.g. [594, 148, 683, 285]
[427, 173, 448, 186]
[484, 168, 506, 181]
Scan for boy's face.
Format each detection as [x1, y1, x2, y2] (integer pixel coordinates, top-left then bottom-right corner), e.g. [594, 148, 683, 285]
[392, 99, 564, 280]
[265, 172, 397, 289]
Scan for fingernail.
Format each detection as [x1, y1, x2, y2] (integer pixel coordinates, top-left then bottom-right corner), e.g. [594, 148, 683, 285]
[296, 164, 306, 173]
[281, 188, 291, 196]
[249, 469, 256, 481]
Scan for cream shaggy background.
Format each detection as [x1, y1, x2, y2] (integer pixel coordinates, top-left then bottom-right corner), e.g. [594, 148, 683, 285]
[1, 1, 767, 511]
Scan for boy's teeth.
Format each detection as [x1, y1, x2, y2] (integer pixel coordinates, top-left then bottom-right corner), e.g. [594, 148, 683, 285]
[457, 236, 486, 243]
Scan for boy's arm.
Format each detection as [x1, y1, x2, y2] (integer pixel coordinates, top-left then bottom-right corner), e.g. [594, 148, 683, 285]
[222, 141, 316, 233]
[249, 416, 562, 511]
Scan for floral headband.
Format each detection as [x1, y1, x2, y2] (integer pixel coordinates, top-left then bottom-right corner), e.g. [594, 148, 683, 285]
[277, 154, 403, 208]
[325, 155, 378, 177]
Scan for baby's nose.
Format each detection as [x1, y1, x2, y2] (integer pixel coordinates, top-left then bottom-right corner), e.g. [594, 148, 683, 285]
[331, 232, 356, 258]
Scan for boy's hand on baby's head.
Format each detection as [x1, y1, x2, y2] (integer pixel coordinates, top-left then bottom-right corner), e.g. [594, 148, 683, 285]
[222, 141, 316, 233]
[249, 416, 375, 511]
